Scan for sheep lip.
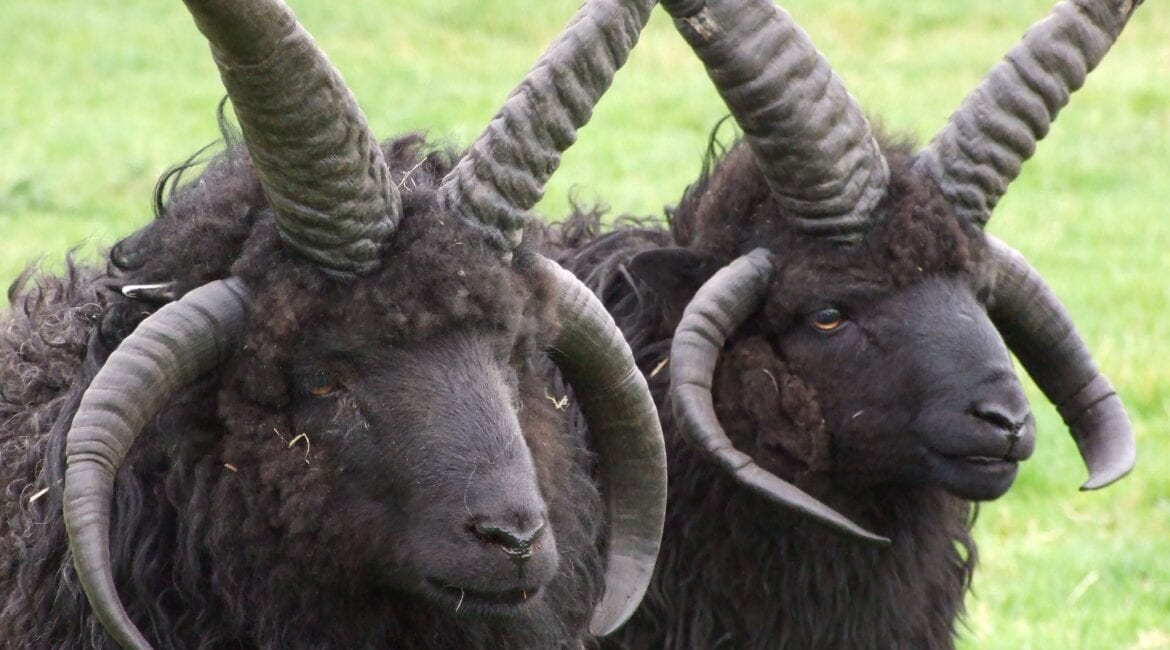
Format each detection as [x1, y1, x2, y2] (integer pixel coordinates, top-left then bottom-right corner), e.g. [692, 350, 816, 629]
[929, 451, 1020, 501]
[959, 455, 1005, 465]
[940, 453, 1016, 469]
[423, 579, 542, 613]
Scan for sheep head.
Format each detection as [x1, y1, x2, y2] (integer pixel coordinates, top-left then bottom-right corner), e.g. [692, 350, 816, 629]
[61, 0, 665, 647]
[651, 0, 1139, 542]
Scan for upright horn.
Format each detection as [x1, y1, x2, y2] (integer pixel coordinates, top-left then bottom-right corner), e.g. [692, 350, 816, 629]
[436, 0, 666, 630]
[183, 0, 399, 275]
[437, 0, 657, 251]
[915, 0, 1143, 228]
[660, 0, 889, 241]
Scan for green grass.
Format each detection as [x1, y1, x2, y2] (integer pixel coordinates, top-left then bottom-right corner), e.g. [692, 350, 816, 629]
[3, 1, 1168, 647]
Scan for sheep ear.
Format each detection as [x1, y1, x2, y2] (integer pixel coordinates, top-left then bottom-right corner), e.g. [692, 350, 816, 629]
[628, 247, 724, 320]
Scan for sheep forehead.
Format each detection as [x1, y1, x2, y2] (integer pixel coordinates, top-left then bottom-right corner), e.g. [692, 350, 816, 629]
[244, 247, 547, 353]
[680, 136, 984, 284]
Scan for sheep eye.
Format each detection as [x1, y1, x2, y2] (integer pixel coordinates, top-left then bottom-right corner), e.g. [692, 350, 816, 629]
[809, 308, 845, 333]
[304, 372, 341, 398]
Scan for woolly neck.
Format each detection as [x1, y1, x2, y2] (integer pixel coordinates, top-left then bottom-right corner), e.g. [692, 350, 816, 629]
[610, 421, 976, 649]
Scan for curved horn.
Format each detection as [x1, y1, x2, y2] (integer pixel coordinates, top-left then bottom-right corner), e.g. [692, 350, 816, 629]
[915, 0, 1143, 227]
[985, 237, 1135, 489]
[182, 0, 399, 275]
[670, 249, 889, 544]
[438, 0, 656, 251]
[63, 279, 251, 649]
[660, 0, 888, 241]
[537, 257, 667, 636]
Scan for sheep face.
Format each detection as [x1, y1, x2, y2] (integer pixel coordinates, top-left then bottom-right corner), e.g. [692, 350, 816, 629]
[643, 143, 1038, 505]
[282, 330, 560, 613]
[761, 272, 1036, 501]
[162, 193, 584, 619]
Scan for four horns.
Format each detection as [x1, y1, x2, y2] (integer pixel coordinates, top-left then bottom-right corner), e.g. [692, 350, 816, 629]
[63, 0, 664, 647]
[60, 0, 1140, 646]
[661, 0, 1137, 539]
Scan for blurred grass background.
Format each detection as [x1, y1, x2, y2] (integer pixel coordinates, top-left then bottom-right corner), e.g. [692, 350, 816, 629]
[2, 1, 1167, 647]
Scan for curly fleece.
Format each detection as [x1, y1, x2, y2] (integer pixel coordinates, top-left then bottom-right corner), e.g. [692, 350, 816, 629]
[0, 134, 602, 648]
[546, 134, 983, 649]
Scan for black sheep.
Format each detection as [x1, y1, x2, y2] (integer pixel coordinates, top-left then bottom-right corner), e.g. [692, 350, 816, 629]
[548, 0, 1141, 647]
[0, 0, 666, 647]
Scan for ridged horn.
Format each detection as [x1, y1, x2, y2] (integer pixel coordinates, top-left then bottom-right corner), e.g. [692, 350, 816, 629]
[438, 0, 656, 251]
[537, 256, 668, 636]
[182, 0, 399, 275]
[985, 236, 1135, 489]
[64, 279, 251, 650]
[660, 0, 889, 241]
[670, 249, 889, 544]
[915, 0, 1143, 227]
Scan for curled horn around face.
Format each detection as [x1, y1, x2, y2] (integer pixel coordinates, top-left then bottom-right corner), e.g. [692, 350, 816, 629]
[923, 0, 1141, 489]
[984, 237, 1135, 489]
[64, 280, 251, 650]
[537, 258, 667, 636]
[669, 249, 889, 544]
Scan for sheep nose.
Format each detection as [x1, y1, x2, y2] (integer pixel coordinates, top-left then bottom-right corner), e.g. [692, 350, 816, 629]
[471, 515, 546, 562]
[970, 398, 1036, 458]
[971, 400, 1028, 436]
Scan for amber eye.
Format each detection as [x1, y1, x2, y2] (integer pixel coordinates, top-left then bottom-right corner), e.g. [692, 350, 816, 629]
[304, 372, 340, 397]
[809, 308, 845, 333]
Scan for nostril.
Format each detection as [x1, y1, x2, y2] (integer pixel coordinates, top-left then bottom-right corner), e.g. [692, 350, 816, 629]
[470, 516, 545, 562]
[970, 400, 1025, 435]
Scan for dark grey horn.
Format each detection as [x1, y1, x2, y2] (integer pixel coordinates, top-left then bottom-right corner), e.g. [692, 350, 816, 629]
[670, 249, 889, 544]
[985, 237, 1135, 489]
[659, 0, 889, 241]
[537, 257, 667, 635]
[915, 0, 1143, 227]
[438, 0, 656, 251]
[182, 0, 399, 275]
[63, 279, 251, 649]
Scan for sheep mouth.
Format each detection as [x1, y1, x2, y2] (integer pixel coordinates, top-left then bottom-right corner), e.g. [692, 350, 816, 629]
[423, 579, 542, 615]
[957, 455, 1012, 466]
[932, 452, 1019, 500]
[940, 453, 1017, 473]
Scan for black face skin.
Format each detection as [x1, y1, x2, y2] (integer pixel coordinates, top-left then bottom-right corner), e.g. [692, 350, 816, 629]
[286, 328, 559, 616]
[773, 274, 1037, 501]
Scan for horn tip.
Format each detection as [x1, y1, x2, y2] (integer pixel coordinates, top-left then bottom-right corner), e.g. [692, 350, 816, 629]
[1079, 460, 1136, 491]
